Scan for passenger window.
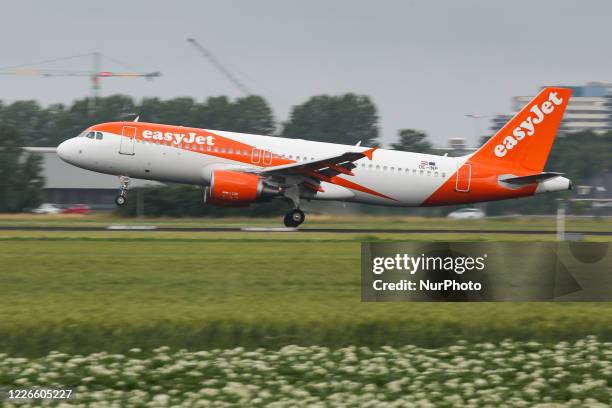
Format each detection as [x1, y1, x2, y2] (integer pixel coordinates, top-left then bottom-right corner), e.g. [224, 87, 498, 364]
[442, 172, 446, 177]
[434, 172, 438, 177]
[412, 169, 417, 174]
[427, 171, 431, 176]
[420, 170, 424, 175]
[214, 146, 219, 152]
[376, 165, 381, 170]
[390, 167, 395, 172]
[221, 147, 226, 153]
[95, 132, 103, 140]
[229, 148, 233, 154]
[207, 146, 211, 151]
[383, 166, 388, 171]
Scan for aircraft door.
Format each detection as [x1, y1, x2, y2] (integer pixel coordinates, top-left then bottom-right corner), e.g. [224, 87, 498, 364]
[251, 148, 261, 164]
[263, 150, 272, 165]
[455, 163, 471, 192]
[119, 126, 137, 155]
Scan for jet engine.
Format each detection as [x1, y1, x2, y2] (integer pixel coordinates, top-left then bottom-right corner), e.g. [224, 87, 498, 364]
[205, 170, 281, 207]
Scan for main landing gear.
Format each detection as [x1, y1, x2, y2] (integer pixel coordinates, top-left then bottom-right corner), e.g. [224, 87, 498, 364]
[114, 176, 130, 206]
[282, 185, 305, 227]
[284, 208, 305, 228]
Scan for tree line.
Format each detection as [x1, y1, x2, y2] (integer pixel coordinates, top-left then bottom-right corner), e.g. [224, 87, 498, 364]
[0, 94, 610, 215]
[0, 125, 44, 212]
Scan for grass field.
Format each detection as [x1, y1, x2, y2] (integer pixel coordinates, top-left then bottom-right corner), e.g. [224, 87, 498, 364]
[1, 215, 611, 356]
[1, 216, 611, 406]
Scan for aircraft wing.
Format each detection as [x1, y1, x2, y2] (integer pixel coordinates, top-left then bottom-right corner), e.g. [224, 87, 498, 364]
[250, 147, 377, 180]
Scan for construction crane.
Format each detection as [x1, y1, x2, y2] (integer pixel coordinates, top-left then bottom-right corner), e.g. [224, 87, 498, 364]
[187, 38, 252, 96]
[0, 52, 161, 113]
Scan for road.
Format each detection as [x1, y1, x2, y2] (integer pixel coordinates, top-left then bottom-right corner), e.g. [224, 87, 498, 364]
[0, 226, 610, 235]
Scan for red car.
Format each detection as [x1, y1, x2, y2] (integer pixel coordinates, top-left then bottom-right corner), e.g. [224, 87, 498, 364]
[62, 204, 92, 214]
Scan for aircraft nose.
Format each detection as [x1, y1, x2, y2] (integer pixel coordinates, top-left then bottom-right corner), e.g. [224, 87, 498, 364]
[57, 138, 78, 164]
[56, 140, 69, 160]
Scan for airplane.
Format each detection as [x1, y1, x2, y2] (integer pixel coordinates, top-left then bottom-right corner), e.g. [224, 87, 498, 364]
[57, 87, 573, 227]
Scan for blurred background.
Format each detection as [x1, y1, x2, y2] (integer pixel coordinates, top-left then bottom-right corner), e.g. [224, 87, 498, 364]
[1, 0, 611, 219]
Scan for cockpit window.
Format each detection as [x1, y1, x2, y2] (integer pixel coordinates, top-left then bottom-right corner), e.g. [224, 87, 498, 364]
[95, 132, 103, 140]
[86, 131, 95, 139]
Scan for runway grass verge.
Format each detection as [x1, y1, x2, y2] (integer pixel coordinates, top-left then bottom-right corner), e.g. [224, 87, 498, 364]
[1, 213, 611, 232]
[1, 231, 612, 356]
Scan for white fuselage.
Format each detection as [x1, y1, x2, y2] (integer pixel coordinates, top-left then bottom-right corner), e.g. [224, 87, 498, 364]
[57, 125, 464, 207]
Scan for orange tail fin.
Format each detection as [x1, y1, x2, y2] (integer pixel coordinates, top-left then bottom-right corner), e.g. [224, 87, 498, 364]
[471, 87, 572, 172]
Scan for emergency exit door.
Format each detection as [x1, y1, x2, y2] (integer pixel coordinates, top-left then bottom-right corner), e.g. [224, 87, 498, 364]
[455, 163, 471, 192]
[119, 126, 136, 155]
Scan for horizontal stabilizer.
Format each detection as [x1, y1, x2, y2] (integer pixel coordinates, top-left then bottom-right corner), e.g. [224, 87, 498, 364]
[502, 172, 564, 185]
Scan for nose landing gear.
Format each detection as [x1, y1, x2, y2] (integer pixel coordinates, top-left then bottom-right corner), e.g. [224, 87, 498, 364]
[284, 208, 305, 228]
[115, 176, 130, 206]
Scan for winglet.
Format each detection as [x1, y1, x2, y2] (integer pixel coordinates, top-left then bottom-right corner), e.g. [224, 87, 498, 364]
[363, 147, 377, 160]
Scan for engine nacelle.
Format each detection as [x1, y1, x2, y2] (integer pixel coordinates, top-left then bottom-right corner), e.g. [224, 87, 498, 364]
[205, 170, 281, 207]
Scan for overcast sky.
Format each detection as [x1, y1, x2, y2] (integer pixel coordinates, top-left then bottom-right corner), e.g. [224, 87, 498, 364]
[1, 0, 610, 146]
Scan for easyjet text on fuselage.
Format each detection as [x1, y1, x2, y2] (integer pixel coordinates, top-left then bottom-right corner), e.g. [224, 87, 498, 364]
[142, 129, 216, 146]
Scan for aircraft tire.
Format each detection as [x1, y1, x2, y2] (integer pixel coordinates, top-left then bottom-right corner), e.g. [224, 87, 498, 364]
[115, 195, 127, 206]
[284, 209, 305, 227]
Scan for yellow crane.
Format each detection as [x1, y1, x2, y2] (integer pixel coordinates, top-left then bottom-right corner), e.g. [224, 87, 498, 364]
[0, 52, 161, 113]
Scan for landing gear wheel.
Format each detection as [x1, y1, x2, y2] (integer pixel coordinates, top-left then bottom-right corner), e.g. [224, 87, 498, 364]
[284, 209, 305, 227]
[115, 195, 127, 206]
[115, 176, 130, 207]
